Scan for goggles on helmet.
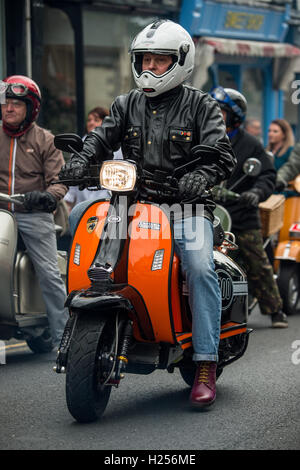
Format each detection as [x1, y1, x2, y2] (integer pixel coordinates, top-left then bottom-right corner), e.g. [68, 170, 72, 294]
[0, 80, 41, 104]
[211, 87, 244, 121]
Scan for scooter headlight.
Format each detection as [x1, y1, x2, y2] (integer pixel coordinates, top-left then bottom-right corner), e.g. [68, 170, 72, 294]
[100, 161, 137, 192]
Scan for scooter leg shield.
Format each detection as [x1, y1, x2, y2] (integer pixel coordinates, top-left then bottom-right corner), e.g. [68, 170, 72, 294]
[67, 200, 110, 293]
[0, 210, 18, 335]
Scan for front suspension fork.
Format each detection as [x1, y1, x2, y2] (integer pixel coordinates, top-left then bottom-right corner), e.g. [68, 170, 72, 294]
[105, 318, 133, 387]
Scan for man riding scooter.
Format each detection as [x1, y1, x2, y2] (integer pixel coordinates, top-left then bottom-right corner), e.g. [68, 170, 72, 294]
[0, 75, 69, 352]
[211, 87, 287, 328]
[59, 19, 236, 409]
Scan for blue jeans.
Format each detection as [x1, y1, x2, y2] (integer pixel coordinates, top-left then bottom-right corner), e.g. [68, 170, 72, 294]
[174, 216, 221, 362]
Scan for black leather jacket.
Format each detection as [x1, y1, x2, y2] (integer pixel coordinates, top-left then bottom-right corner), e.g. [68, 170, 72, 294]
[79, 85, 236, 220]
[224, 128, 276, 231]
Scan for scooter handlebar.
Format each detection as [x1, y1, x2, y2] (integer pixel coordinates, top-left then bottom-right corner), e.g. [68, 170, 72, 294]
[0, 192, 25, 205]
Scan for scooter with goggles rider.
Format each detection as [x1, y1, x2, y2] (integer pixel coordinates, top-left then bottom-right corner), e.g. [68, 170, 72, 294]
[274, 176, 300, 315]
[53, 133, 250, 424]
[0, 193, 67, 353]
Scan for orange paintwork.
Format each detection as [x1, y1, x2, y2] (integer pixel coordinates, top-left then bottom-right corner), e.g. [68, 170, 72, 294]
[278, 197, 300, 242]
[67, 201, 110, 293]
[220, 321, 247, 339]
[170, 254, 183, 332]
[275, 240, 300, 263]
[127, 203, 176, 344]
[176, 332, 192, 350]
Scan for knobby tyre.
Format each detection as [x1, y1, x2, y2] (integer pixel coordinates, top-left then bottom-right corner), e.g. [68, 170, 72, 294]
[66, 313, 115, 423]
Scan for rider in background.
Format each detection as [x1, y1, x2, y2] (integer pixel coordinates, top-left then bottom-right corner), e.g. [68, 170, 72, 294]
[59, 20, 236, 409]
[0, 75, 69, 352]
[211, 87, 288, 328]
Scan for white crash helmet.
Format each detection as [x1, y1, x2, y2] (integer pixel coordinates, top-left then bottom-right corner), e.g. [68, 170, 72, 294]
[130, 19, 195, 97]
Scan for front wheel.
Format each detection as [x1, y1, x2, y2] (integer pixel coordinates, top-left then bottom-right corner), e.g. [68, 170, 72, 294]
[277, 261, 300, 315]
[66, 313, 116, 423]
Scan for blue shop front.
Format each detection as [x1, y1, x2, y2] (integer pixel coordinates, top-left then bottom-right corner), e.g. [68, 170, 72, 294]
[180, 0, 300, 144]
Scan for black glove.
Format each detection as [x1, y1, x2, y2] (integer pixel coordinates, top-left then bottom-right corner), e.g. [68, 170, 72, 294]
[275, 178, 286, 192]
[24, 191, 57, 213]
[178, 172, 208, 199]
[239, 190, 260, 207]
[58, 157, 87, 181]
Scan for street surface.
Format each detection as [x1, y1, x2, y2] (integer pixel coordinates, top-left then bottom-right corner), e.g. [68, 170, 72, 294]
[0, 306, 299, 451]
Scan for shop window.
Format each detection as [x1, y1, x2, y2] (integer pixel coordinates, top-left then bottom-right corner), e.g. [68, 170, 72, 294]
[41, 6, 76, 134]
[83, 10, 155, 119]
[242, 67, 263, 125]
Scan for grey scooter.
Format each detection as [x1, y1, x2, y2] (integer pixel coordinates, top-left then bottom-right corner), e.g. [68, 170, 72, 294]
[0, 193, 67, 353]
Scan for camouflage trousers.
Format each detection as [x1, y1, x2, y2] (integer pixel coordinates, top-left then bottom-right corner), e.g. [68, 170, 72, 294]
[232, 229, 282, 315]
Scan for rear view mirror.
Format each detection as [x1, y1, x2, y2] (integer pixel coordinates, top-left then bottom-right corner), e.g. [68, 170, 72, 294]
[54, 133, 83, 153]
[242, 158, 262, 177]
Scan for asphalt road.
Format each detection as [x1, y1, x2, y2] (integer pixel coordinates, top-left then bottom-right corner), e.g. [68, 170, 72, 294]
[0, 306, 299, 452]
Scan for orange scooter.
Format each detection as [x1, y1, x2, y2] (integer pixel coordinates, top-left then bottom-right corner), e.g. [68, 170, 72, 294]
[274, 176, 300, 315]
[53, 134, 250, 423]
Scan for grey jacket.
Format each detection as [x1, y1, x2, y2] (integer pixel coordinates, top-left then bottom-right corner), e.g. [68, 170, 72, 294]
[277, 143, 300, 184]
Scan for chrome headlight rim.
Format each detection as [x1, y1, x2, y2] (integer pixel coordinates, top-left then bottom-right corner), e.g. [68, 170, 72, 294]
[100, 160, 137, 192]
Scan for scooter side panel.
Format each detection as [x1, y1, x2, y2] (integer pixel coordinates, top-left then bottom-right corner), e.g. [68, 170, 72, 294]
[16, 253, 46, 314]
[0, 210, 18, 326]
[67, 201, 110, 293]
[127, 203, 176, 344]
[275, 240, 300, 262]
[279, 196, 300, 243]
[214, 250, 248, 325]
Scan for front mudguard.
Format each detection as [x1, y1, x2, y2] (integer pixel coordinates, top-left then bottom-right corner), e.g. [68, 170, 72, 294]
[66, 288, 133, 313]
[55, 292, 125, 373]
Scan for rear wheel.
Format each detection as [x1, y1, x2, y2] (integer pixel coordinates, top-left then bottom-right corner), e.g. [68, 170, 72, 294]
[66, 313, 116, 423]
[277, 262, 300, 315]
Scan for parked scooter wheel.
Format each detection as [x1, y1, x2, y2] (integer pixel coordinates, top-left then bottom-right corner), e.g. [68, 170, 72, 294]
[66, 313, 115, 423]
[26, 327, 53, 354]
[277, 261, 300, 315]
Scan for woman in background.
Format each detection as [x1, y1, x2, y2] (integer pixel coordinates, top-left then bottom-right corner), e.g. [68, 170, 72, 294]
[266, 119, 295, 171]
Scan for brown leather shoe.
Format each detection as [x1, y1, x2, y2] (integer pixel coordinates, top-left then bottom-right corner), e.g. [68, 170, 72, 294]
[189, 361, 217, 409]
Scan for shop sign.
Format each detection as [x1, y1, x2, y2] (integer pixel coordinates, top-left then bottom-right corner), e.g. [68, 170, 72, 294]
[180, 0, 290, 42]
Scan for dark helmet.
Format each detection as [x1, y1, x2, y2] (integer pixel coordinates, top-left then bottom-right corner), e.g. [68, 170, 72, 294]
[210, 86, 247, 129]
[0, 75, 41, 136]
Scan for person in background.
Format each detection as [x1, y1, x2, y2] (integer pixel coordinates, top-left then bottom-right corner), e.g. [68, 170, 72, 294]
[64, 106, 123, 234]
[275, 142, 300, 191]
[266, 119, 295, 172]
[85, 106, 109, 136]
[244, 117, 262, 141]
[0, 75, 69, 352]
[211, 86, 288, 329]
